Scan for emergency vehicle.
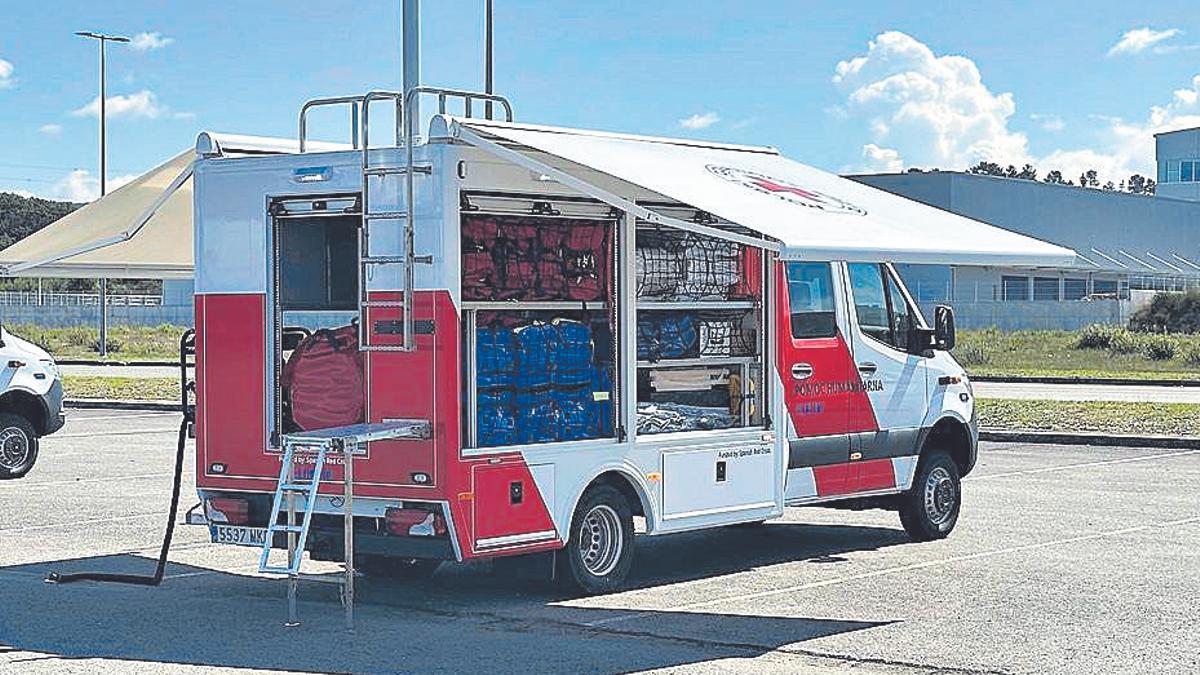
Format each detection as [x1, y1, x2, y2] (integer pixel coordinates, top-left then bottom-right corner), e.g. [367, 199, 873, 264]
[182, 26, 1074, 629]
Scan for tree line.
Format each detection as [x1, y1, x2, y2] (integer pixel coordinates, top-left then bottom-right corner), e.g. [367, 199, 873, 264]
[0, 191, 160, 294]
[907, 162, 1156, 195]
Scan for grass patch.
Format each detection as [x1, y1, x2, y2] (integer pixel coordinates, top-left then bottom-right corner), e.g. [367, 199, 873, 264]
[978, 398, 1200, 436]
[64, 376, 178, 401]
[958, 328, 1200, 381]
[7, 324, 186, 361]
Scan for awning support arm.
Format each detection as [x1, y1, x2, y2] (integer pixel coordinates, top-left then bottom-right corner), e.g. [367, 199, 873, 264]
[451, 123, 780, 252]
[2, 162, 194, 276]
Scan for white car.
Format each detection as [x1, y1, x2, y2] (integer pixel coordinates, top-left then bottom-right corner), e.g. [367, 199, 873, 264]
[0, 326, 65, 479]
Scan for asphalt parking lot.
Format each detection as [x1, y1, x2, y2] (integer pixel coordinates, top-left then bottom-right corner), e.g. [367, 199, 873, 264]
[1, 410, 1197, 674]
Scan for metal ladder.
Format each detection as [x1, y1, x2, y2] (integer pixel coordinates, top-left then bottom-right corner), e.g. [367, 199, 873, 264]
[258, 435, 354, 629]
[298, 87, 515, 353]
[358, 90, 427, 353]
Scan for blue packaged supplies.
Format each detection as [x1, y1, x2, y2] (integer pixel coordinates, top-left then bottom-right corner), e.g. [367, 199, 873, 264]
[513, 323, 555, 389]
[477, 390, 516, 447]
[551, 319, 594, 386]
[591, 366, 614, 437]
[514, 389, 558, 444]
[637, 313, 698, 361]
[476, 326, 516, 389]
[553, 387, 594, 441]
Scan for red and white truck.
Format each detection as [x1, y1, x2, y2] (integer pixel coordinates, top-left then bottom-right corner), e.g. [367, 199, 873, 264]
[184, 89, 1073, 612]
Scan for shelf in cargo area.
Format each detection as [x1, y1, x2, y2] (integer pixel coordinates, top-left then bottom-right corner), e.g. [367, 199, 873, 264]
[636, 301, 757, 310]
[463, 301, 609, 311]
[637, 356, 757, 369]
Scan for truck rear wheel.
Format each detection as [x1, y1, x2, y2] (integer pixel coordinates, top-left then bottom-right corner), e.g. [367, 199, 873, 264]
[560, 484, 634, 594]
[898, 450, 961, 541]
[0, 413, 38, 480]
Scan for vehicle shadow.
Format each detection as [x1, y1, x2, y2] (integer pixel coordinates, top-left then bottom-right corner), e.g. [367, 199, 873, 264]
[0, 522, 906, 674]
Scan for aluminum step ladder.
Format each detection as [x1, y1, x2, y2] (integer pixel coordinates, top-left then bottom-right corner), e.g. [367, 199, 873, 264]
[259, 420, 432, 630]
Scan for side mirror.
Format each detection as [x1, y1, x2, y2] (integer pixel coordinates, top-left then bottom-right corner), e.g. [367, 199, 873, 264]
[934, 305, 956, 351]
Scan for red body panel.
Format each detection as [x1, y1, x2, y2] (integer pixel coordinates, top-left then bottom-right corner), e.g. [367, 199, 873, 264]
[774, 263, 878, 438]
[853, 458, 897, 492]
[471, 462, 556, 544]
[195, 294, 268, 488]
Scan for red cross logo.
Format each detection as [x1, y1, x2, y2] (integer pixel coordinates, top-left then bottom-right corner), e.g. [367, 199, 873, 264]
[749, 178, 827, 205]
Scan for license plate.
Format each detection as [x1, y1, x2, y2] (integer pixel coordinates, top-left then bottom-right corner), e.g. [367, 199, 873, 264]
[210, 525, 269, 547]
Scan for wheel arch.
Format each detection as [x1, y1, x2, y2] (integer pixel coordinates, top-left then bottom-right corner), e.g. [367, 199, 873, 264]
[0, 388, 48, 436]
[920, 415, 976, 477]
[562, 465, 654, 537]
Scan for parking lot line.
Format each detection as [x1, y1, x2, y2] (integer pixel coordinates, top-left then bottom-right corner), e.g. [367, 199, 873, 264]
[55, 427, 180, 439]
[584, 514, 1200, 627]
[975, 448, 1200, 480]
[0, 513, 164, 534]
[20, 473, 175, 488]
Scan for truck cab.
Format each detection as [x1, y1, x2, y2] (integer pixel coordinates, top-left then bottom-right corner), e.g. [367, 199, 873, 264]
[0, 325, 66, 479]
[780, 260, 974, 539]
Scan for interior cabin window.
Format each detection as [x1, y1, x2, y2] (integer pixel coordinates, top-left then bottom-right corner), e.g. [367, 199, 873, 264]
[785, 262, 836, 339]
[849, 262, 917, 352]
[884, 269, 914, 343]
[848, 263, 891, 344]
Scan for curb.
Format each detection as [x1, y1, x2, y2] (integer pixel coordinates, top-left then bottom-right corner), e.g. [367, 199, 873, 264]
[66, 399, 180, 412]
[59, 360, 181, 367]
[973, 375, 1200, 387]
[980, 428, 1200, 448]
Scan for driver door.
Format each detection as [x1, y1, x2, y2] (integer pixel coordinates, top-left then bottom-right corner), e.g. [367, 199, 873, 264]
[844, 262, 929, 492]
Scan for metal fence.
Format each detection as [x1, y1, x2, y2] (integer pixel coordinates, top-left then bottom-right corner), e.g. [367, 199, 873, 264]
[0, 291, 163, 307]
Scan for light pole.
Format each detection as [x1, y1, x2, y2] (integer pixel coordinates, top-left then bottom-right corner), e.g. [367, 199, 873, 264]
[75, 31, 128, 358]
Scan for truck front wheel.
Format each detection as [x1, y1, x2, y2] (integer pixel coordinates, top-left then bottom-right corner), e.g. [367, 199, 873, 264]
[0, 413, 38, 480]
[560, 484, 635, 594]
[898, 450, 961, 541]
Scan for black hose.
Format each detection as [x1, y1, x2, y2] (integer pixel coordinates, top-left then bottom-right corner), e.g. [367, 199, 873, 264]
[46, 328, 195, 587]
[45, 414, 189, 586]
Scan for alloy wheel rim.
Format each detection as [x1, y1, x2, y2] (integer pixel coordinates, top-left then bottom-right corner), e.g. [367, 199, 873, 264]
[578, 504, 623, 577]
[0, 426, 30, 470]
[923, 466, 956, 527]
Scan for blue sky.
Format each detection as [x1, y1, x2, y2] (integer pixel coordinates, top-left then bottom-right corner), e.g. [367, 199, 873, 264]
[2, 1, 1199, 200]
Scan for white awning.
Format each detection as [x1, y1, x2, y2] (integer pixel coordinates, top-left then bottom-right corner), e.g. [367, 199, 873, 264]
[0, 133, 348, 280]
[444, 117, 1077, 267]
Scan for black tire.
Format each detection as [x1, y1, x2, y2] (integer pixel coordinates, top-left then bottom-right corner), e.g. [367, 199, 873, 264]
[0, 413, 38, 480]
[358, 555, 440, 580]
[898, 450, 961, 541]
[559, 483, 635, 594]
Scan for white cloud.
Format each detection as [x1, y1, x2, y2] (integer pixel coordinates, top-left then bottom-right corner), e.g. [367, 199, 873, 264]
[834, 32, 1200, 183]
[833, 31, 1030, 171]
[679, 112, 720, 130]
[39, 123, 62, 135]
[0, 59, 14, 89]
[71, 89, 167, 120]
[861, 144, 903, 172]
[1030, 113, 1065, 132]
[130, 32, 173, 52]
[50, 170, 136, 202]
[1108, 27, 1180, 56]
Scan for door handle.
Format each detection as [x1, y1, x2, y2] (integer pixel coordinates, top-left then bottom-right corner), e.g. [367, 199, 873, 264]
[857, 362, 878, 375]
[790, 362, 814, 380]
